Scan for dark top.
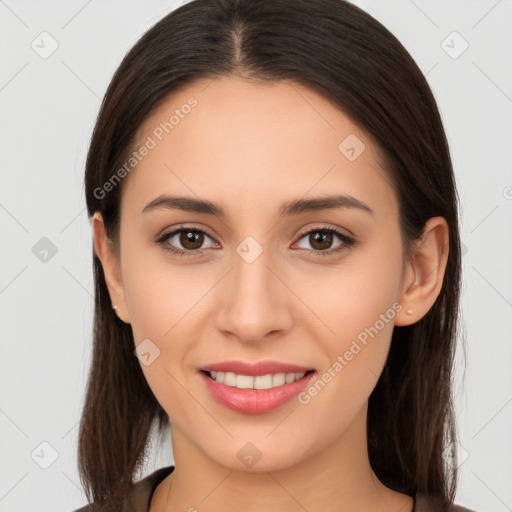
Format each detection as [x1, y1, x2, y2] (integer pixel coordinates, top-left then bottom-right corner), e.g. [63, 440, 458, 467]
[72, 465, 476, 512]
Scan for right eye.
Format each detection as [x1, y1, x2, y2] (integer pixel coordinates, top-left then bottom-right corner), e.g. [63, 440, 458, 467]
[156, 227, 218, 257]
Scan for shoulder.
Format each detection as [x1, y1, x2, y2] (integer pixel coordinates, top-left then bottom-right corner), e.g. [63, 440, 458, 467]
[71, 505, 98, 512]
[451, 505, 476, 512]
[70, 465, 175, 512]
[414, 493, 476, 512]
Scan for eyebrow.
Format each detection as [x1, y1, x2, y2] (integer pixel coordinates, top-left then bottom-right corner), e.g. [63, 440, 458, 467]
[142, 193, 374, 218]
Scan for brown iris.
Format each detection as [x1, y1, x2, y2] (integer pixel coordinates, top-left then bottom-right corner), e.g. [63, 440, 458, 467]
[308, 231, 333, 251]
[180, 230, 205, 250]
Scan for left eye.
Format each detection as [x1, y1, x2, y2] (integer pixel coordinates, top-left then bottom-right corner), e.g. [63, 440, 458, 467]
[294, 227, 354, 255]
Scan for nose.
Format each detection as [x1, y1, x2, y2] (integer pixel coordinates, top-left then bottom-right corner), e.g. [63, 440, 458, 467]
[214, 248, 293, 344]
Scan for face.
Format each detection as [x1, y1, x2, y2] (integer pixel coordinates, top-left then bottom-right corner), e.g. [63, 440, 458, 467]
[98, 76, 411, 472]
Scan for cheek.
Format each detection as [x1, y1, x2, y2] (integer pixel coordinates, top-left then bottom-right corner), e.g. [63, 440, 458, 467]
[295, 288, 399, 439]
[125, 267, 194, 423]
[123, 242, 202, 342]
[122, 248, 211, 412]
[301, 243, 403, 406]
[307, 249, 402, 350]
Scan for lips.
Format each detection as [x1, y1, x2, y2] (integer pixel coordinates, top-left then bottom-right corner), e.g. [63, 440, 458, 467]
[200, 360, 314, 377]
[199, 368, 317, 414]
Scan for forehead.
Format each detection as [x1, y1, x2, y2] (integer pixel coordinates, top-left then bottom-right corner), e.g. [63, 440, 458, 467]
[122, 76, 397, 221]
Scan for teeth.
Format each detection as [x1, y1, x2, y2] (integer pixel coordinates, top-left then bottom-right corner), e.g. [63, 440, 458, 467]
[208, 371, 307, 390]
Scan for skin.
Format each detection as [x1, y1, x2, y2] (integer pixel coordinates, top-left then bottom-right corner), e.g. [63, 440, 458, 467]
[92, 75, 449, 512]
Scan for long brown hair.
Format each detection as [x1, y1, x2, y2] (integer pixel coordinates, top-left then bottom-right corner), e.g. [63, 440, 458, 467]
[80, 0, 462, 508]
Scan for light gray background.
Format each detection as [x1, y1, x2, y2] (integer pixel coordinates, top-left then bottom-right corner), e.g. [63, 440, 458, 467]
[1, 1, 511, 511]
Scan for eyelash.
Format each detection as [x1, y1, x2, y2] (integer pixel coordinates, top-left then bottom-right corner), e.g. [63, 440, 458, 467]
[155, 225, 356, 258]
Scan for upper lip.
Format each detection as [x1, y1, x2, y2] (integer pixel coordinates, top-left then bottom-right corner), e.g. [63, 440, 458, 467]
[201, 360, 314, 377]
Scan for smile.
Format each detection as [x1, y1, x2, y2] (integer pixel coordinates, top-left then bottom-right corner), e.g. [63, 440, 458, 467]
[198, 369, 317, 414]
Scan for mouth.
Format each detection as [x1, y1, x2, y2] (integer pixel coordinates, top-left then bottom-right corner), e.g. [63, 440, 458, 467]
[198, 368, 317, 414]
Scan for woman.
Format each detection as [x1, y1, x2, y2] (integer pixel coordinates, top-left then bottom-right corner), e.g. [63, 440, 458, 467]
[74, 0, 474, 510]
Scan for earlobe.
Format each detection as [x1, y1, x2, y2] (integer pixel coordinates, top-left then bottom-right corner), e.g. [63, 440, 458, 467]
[395, 217, 449, 327]
[91, 211, 130, 324]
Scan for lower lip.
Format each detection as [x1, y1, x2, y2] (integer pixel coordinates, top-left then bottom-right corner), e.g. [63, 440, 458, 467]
[198, 370, 317, 414]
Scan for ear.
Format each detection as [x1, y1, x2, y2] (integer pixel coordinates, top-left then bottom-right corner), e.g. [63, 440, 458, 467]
[91, 211, 130, 324]
[394, 216, 449, 326]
